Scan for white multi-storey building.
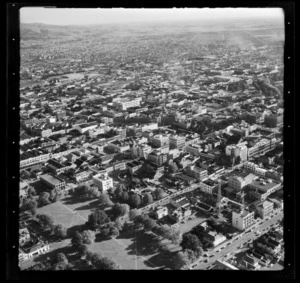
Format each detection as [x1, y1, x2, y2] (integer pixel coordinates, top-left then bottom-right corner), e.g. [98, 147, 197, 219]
[93, 173, 113, 192]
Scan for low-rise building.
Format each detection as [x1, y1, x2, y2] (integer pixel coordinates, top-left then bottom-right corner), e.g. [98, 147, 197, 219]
[39, 174, 66, 191]
[154, 206, 168, 219]
[248, 179, 281, 201]
[203, 231, 227, 247]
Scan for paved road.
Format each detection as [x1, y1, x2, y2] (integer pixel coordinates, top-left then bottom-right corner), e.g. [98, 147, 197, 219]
[190, 209, 283, 270]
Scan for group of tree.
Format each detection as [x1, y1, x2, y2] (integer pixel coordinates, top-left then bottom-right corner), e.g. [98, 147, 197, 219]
[86, 209, 110, 230]
[52, 253, 73, 270]
[52, 224, 68, 240]
[111, 203, 130, 219]
[36, 214, 55, 230]
[20, 197, 37, 214]
[172, 233, 203, 269]
[128, 194, 141, 208]
[37, 189, 64, 208]
[134, 214, 159, 231]
[97, 221, 122, 239]
[153, 188, 164, 200]
[98, 193, 114, 207]
[86, 252, 121, 270]
[142, 193, 153, 206]
[71, 230, 96, 248]
[153, 224, 182, 245]
[72, 184, 100, 200]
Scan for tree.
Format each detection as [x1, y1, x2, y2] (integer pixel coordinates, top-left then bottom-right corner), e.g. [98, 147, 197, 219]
[98, 257, 121, 270]
[114, 186, 124, 199]
[53, 224, 68, 239]
[167, 227, 182, 245]
[153, 225, 171, 238]
[27, 187, 36, 196]
[129, 209, 141, 221]
[87, 210, 110, 229]
[88, 253, 120, 270]
[99, 193, 114, 207]
[37, 214, 54, 230]
[114, 218, 124, 231]
[180, 233, 202, 254]
[87, 186, 100, 199]
[128, 194, 141, 208]
[153, 188, 164, 200]
[38, 192, 51, 207]
[49, 189, 57, 201]
[21, 198, 37, 212]
[30, 207, 37, 216]
[81, 230, 95, 245]
[143, 218, 158, 231]
[142, 193, 153, 205]
[120, 191, 129, 203]
[71, 231, 83, 247]
[78, 244, 90, 258]
[169, 162, 178, 173]
[111, 203, 130, 218]
[172, 251, 190, 270]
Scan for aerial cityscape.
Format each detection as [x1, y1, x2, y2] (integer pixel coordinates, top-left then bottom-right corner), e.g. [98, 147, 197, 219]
[18, 8, 284, 271]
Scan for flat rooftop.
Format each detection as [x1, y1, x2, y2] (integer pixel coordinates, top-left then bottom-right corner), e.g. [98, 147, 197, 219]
[40, 174, 63, 185]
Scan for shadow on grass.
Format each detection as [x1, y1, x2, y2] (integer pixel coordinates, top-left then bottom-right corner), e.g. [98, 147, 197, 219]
[67, 224, 88, 238]
[75, 200, 99, 211]
[32, 244, 76, 264]
[143, 251, 176, 269]
[125, 231, 161, 257]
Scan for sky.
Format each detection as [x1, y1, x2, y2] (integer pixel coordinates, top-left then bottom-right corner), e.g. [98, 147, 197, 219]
[20, 7, 284, 26]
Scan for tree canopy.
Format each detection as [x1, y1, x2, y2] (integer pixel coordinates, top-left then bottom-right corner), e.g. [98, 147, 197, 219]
[142, 193, 153, 205]
[180, 233, 202, 255]
[111, 203, 130, 218]
[128, 194, 141, 208]
[87, 209, 110, 229]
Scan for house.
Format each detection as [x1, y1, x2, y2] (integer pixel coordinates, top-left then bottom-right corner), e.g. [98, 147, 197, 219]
[19, 228, 30, 246]
[241, 254, 261, 270]
[169, 206, 192, 222]
[19, 181, 29, 200]
[203, 231, 227, 247]
[19, 239, 50, 263]
[155, 206, 168, 219]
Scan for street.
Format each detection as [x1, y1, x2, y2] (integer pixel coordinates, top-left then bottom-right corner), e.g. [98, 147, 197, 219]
[190, 209, 283, 270]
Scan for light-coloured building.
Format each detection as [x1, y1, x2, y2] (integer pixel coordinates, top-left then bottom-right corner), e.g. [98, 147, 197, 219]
[185, 165, 208, 182]
[228, 173, 257, 191]
[147, 151, 167, 166]
[115, 97, 142, 111]
[93, 172, 113, 192]
[151, 134, 170, 148]
[169, 135, 186, 149]
[225, 143, 248, 161]
[256, 200, 274, 219]
[232, 210, 255, 230]
[199, 179, 219, 194]
[154, 206, 168, 219]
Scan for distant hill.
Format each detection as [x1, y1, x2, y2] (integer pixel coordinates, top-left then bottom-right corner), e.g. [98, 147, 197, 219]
[20, 23, 84, 40]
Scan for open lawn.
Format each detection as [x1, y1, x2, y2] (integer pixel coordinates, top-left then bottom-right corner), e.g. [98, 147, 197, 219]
[36, 201, 86, 228]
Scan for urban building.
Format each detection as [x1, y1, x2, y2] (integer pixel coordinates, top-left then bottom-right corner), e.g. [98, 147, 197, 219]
[92, 172, 113, 192]
[39, 174, 66, 191]
[232, 209, 255, 230]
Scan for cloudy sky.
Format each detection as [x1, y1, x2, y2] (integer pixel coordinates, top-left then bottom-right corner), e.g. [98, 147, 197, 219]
[20, 7, 284, 25]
